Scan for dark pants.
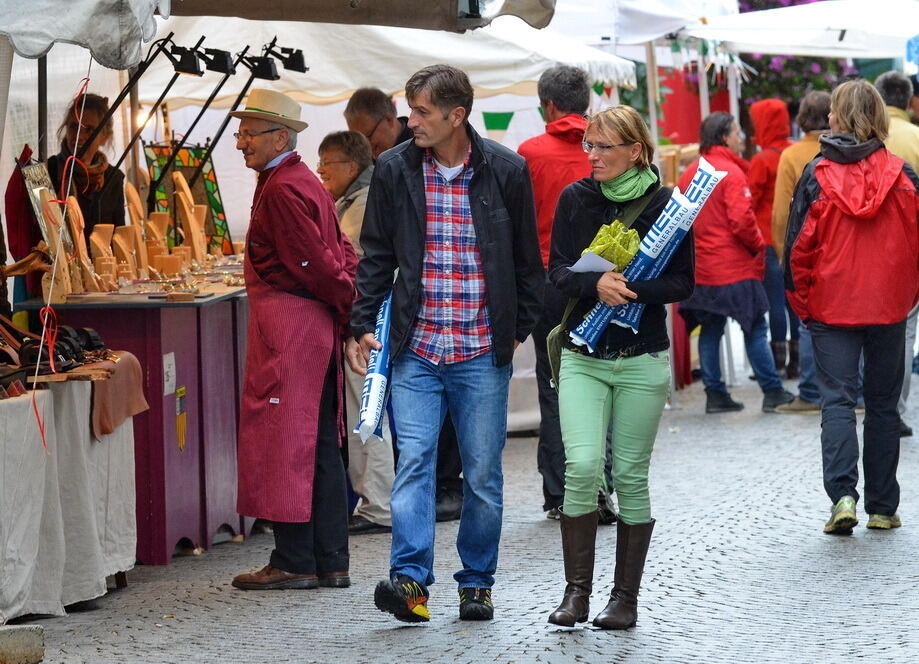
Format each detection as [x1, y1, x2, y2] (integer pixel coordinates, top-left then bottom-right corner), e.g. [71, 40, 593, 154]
[764, 247, 800, 342]
[532, 277, 568, 511]
[811, 320, 905, 515]
[270, 359, 350, 575]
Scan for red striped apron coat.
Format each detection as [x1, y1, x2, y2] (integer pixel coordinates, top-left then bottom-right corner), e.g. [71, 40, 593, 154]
[237, 153, 356, 523]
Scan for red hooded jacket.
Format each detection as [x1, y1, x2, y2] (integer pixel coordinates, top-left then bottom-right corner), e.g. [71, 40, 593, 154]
[518, 114, 591, 267]
[677, 145, 765, 286]
[748, 99, 793, 247]
[785, 135, 919, 326]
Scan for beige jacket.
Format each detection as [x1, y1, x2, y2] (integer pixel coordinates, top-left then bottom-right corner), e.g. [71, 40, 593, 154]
[771, 132, 822, 260]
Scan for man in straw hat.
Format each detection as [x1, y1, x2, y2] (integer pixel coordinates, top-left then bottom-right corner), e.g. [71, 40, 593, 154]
[230, 89, 358, 591]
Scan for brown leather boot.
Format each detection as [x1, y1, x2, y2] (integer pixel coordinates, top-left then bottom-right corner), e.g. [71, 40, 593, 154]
[592, 519, 655, 630]
[785, 340, 800, 379]
[770, 341, 787, 373]
[547, 510, 598, 626]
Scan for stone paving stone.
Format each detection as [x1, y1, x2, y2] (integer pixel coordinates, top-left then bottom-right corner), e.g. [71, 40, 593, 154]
[16, 380, 919, 663]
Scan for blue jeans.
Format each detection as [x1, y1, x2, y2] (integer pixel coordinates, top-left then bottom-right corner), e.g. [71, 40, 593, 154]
[698, 314, 783, 394]
[797, 321, 821, 403]
[764, 247, 800, 342]
[389, 349, 512, 589]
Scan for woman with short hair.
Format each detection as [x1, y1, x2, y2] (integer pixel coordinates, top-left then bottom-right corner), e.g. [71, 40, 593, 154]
[546, 105, 694, 629]
[785, 79, 919, 534]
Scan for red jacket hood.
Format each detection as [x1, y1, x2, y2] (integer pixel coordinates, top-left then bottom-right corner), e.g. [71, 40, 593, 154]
[750, 99, 790, 150]
[816, 136, 904, 219]
[546, 113, 588, 144]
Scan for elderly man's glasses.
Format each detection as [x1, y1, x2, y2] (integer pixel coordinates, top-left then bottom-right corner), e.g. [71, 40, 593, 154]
[233, 128, 283, 141]
[582, 140, 633, 153]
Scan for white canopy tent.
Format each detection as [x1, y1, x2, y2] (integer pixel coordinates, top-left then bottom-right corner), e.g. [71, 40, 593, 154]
[140, 15, 635, 108]
[130, 14, 634, 240]
[680, 0, 919, 58]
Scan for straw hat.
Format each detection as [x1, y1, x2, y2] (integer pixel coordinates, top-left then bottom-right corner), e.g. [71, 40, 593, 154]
[229, 89, 308, 132]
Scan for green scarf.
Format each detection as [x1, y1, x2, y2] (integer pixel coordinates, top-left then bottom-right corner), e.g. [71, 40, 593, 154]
[599, 167, 658, 202]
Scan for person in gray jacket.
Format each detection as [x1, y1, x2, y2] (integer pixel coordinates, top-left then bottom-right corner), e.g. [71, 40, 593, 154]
[318, 131, 393, 535]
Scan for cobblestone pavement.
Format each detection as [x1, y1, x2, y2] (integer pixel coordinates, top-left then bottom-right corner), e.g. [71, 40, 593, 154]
[26, 381, 919, 664]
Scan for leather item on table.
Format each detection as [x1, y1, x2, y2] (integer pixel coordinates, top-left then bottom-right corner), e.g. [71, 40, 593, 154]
[91, 351, 149, 438]
[231, 564, 319, 590]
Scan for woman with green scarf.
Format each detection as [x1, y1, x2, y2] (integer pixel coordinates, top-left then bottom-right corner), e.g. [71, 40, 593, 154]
[546, 106, 694, 629]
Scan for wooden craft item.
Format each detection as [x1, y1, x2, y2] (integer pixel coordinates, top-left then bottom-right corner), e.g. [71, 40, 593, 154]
[124, 181, 146, 226]
[89, 224, 115, 260]
[158, 254, 183, 276]
[37, 189, 64, 258]
[232, 241, 245, 256]
[65, 197, 91, 262]
[172, 171, 195, 206]
[148, 212, 170, 239]
[93, 256, 118, 291]
[171, 246, 192, 268]
[116, 263, 134, 280]
[68, 260, 85, 294]
[146, 240, 167, 265]
[174, 189, 207, 263]
[80, 259, 101, 292]
[131, 224, 148, 277]
[41, 265, 71, 303]
[112, 226, 138, 280]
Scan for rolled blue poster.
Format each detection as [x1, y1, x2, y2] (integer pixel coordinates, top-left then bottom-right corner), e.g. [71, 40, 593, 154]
[355, 291, 392, 443]
[610, 157, 727, 333]
[569, 156, 726, 348]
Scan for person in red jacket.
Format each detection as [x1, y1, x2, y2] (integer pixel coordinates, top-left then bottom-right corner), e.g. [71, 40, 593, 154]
[748, 98, 799, 377]
[678, 112, 794, 414]
[517, 66, 599, 522]
[784, 79, 919, 534]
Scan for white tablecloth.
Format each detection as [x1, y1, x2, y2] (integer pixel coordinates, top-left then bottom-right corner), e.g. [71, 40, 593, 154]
[0, 382, 136, 624]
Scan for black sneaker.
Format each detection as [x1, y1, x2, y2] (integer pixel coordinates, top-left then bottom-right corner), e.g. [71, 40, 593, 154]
[705, 389, 744, 414]
[762, 388, 795, 413]
[374, 574, 430, 622]
[458, 587, 494, 621]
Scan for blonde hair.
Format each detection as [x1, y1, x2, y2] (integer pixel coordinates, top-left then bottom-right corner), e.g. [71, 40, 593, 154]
[585, 105, 655, 169]
[831, 79, 889, 142]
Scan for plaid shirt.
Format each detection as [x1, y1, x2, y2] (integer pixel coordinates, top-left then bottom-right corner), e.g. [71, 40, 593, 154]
[406, 148, 492, 364]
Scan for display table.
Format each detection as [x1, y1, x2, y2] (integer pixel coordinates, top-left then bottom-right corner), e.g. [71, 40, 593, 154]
[22, 286, 247, 564]
[0, 383, 135, 624]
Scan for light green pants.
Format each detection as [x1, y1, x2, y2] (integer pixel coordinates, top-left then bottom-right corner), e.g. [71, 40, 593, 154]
[558, 348, 671, 524]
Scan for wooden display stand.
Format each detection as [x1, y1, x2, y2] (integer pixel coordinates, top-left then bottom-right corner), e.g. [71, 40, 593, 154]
[658, 143, 700, 189]
[172, 172, 207, 264]
[112, 226, 138, 281]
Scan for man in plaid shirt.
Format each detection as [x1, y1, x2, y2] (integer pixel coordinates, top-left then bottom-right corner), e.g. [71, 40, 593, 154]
[348, 65, 543, 623]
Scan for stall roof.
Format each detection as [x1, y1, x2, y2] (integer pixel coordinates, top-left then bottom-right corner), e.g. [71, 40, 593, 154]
[140, 15, 635, 108]
[0, 0, 168, 69]
[680, 0, 919, 58]
[169, 0, 556, 31]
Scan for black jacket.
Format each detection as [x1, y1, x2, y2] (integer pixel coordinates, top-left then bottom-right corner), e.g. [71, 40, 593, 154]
[47, 150, 125, 249]
[351, 125, 544, 367]
[548, 175, 695, 357]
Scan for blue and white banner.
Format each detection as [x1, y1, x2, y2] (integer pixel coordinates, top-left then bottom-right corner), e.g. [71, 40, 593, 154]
[570, 157, 727, 349]
[355, 291, 392, 443]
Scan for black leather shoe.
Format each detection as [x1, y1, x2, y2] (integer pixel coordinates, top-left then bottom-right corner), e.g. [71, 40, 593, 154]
[349, 515, 392, 535]
[900, 418, 913, 438]
[436, 490, 463, 522]
[318, 571, 351, 588]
